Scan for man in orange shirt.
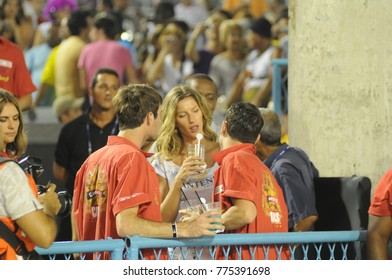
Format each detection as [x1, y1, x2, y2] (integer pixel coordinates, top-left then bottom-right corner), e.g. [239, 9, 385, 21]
[367, 169, 392, 259]
[213, 102, 289, 260]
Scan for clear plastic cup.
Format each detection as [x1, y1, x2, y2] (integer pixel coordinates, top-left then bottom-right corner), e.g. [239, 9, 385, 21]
[186, 144, 207, 182]
[178, 200, 203, 222]
[201, 202, 224, 233]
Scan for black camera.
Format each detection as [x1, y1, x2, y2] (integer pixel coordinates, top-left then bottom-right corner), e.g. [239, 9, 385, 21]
[19, 156, 72, 217]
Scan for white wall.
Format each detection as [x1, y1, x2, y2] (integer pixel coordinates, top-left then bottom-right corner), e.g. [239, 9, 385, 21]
[289, 0, 392, 190]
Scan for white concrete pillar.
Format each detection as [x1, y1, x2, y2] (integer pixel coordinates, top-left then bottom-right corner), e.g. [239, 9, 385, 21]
[289, 0, 392, 188]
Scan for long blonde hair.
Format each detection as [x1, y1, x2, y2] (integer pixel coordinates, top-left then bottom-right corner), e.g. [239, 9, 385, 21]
[155, 85, 217, 160]
[0, 89, 27, 158]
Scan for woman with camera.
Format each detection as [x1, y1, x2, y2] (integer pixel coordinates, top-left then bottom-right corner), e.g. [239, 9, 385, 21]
[0, 89, 60, 259]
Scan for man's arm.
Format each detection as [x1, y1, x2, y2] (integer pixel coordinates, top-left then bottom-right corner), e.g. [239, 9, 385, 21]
[17, 93, 32, 111]
[116, 206, 223, 238]
[227, 70, 246, 108]
[250, 76, 272, 108]
[145, 47, 168, 85]
[33, 83, 52, 108]
[125, 65, 140, 84]
[367, 214, 392, 259]
[79, 68, 88, 98]
[185, 23, 205, 63]
[222, 198, 257, 231]
[294, 216, 318, 232]
[275, 165, 318, 231]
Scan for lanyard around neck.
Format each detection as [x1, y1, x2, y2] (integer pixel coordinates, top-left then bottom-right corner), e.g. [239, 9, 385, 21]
[271, 145, 290, 167]
[86, 117, 118, 155]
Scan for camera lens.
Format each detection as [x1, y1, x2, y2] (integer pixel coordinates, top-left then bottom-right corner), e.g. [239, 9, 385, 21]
[57, 191, 72, 217]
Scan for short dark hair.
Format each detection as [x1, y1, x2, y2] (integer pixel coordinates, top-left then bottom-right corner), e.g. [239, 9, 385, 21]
[91, 68, 119, 88]
[94, 13, 117, 39]
[185, 73, 215, 84]
[67, 9, 92, 36]
[185, 73, 218, 94]
[155, 2, 175, 24]
[225, 103, 263, 144]
[113, 84, 162, 130]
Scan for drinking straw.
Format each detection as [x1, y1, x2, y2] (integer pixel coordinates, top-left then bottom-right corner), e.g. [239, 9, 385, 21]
[181, 189, 192, 208]
[196, 133, 203, 157]
[195, 190, 207, 211]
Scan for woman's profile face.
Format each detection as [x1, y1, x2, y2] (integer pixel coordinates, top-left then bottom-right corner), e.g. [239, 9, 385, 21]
[175, 97, 203, 141]
[0, 102, 20, 146]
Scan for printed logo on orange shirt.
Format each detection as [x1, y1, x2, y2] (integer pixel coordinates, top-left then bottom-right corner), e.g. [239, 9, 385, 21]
[0, 75, 9, 82]
[84, 165, 108, 218]
[215, 184, 224, 195]
[262, 173, 283, 226]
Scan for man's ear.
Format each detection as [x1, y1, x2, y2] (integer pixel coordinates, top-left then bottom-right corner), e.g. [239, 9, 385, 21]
[220, 120, 227, 136]
[146, 112, 154, 126]
[254, 134, 261, 145]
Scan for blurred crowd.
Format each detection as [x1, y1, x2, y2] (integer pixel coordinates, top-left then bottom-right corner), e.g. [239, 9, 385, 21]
[0, 0, 289, 124]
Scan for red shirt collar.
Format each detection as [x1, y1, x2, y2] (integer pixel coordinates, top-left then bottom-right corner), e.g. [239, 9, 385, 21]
[107, 136, 153, 158]
[213, 143, 256, 165]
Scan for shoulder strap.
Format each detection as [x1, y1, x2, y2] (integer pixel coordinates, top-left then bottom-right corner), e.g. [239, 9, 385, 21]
[0, 220, 28, 257]
[0, 157, 14, 165]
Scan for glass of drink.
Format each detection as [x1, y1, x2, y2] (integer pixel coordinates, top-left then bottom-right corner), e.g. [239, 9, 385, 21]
[187, 144, 207, 171]
[178, 199, 203, 222]
[201, 202, 224, 233]
[186, 144, 207, 183]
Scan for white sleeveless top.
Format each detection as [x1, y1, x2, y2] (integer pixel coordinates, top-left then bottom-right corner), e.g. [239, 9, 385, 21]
[151, 153, 218, 210]
[151, 153, 219, 260]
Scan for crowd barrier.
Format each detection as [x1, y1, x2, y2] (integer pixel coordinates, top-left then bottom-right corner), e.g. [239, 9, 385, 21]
[36, 231, 367, 260]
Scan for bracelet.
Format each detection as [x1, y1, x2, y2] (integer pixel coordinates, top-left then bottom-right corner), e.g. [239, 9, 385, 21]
[171, 223, 177, 238]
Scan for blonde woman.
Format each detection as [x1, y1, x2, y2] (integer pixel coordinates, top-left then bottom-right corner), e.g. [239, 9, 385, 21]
[151, 85, 220, 224]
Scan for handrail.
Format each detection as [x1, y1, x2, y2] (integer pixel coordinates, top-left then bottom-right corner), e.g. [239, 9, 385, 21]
[34, 231, 367, 260]
[36, 238, 126, 260]
[129, 230, 366, 247]
[272, 58, 288, 117]
[127, 230, 367, 260]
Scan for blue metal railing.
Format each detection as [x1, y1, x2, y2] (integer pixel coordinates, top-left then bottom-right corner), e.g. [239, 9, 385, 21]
[126, 231, 367, 260]
[36, 238, 125, 260]
[36, 231, 367, 260]
[272, 58, 288, 117]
